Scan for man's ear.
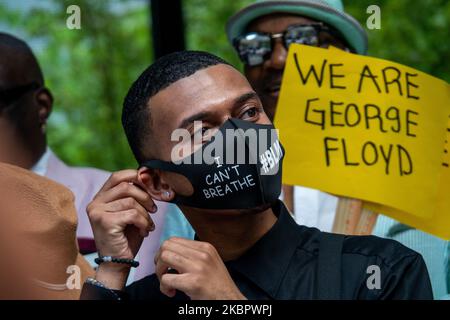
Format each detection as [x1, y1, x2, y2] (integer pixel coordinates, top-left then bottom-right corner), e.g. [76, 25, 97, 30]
[137, 167, 175, 202]
[36, 88, 53, 130]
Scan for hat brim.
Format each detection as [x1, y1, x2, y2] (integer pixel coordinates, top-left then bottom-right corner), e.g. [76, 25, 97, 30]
[226, 0, 368, 55]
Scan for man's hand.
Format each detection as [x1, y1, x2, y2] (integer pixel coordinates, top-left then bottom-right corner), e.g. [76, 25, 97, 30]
[87, 170, 157, 289]
[155, 237, 246, 300]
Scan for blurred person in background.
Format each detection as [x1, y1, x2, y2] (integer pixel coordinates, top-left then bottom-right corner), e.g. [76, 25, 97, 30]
[0, 32, 109, 254]
[0, 32, 168, 281]
[225, 0, 449, 299]
[227, 0, 364, 231]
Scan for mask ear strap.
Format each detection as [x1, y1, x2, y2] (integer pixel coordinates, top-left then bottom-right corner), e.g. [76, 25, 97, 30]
[139, 159, 186, 176]
[139, 159, 196, 207]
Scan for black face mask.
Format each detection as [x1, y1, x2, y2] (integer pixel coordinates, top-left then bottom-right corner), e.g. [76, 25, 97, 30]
[140, 118, 284, 210]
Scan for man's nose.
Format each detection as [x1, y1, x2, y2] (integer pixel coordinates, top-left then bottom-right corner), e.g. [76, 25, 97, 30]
[266, 39, 287, 70]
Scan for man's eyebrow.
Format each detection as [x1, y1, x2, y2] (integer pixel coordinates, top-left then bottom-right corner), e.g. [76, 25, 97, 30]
[233, 92, 259, 107]
[178, 110, 214, 129]
[177, 92, 259, 129]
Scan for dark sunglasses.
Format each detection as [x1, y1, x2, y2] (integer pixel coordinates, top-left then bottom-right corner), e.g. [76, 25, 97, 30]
[0, 82, 41, 109]
[233, 23, 349, 67]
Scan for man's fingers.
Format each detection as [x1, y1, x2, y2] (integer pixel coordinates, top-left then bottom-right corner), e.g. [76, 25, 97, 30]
[160, 273, 194, 298]
[160, 284, 176, 298]
[168, 237, 218, 255]
[155, 251, 174, 295]
[155, 251, 169, 280]
[108, 199, 154, 230]
[119, 209, 154, 237]
[155, 249, 191, 280]
[105, 197, 155, 220]
[98, 170, 140, 194]
[96, 181, 156, 213]
[157, 239, 212, 265]
[160, 273, 179, 297]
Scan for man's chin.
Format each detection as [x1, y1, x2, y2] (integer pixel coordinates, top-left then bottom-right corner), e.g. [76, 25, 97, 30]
[238, 203, 273, 215]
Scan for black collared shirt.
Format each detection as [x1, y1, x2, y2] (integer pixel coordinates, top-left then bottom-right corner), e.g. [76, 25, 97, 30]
[81, 200, 433, 300]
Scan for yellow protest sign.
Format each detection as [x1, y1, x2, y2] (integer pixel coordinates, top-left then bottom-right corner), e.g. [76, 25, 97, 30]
[275, 44, 450, 239]
[366, 116, 450, 239]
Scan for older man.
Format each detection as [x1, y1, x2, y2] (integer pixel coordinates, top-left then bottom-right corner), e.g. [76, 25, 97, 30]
[226, 0, 367, 230]
[226, 0, 449, 299]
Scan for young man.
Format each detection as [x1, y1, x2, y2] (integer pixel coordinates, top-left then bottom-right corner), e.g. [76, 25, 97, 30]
[81, 51, 432, 300]
[157, 0, 360, 259]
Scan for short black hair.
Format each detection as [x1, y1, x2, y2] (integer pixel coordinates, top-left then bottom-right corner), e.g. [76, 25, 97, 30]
[122, 50, 231, 163]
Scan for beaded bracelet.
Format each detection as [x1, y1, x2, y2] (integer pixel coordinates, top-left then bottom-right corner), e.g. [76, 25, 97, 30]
[85, 277, 122, 300]
[94, 256, 140, 268]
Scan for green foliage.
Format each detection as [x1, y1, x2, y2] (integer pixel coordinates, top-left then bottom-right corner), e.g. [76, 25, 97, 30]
[184, 0, 253, 68]
[0, 0, 448, 171]
[1, 0, 152, 170]
[345, 0, 450, 82]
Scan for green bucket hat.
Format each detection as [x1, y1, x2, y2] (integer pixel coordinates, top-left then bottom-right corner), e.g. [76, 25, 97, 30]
[226, 0, 368, 55]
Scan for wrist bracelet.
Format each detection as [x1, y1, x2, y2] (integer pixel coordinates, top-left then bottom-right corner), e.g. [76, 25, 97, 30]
[85, 277, 121, 300]
[94, 256, 140, 268]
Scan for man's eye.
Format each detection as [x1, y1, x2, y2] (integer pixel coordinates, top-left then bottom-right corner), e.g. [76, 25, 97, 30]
[201, 127, 210, 136]
[241, 106, 260, 120]
[192, 127, 208, 136]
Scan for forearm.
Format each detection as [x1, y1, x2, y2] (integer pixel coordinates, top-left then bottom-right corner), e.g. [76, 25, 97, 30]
[95, 263, 131, 290]
[80, 264, 130, 300]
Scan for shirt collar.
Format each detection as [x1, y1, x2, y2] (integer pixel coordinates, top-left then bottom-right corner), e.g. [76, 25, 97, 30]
[225, 200, 304, 299]
[31, 147, 51, 176]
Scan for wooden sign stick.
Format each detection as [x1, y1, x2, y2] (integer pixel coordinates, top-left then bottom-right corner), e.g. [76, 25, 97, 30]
[332, 197, 378, 235]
